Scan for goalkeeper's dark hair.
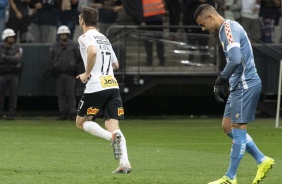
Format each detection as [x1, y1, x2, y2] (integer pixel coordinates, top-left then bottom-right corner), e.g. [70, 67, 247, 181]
[194, 4, 216, 21]
[80, 7, 99, 27]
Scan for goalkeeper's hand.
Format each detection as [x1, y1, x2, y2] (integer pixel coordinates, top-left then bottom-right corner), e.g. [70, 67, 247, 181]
[214, 85, 226, 103]
[214, 74, 227, 103]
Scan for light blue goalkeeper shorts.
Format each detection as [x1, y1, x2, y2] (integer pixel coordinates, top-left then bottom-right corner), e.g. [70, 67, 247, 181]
[224, 83, 261, 123]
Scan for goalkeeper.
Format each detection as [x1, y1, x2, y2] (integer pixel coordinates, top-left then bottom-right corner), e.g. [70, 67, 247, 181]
[194, 4, 274, 184]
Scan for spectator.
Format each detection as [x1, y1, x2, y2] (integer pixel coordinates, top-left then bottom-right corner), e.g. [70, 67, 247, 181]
[55, 0, 79, 40]
[77, 0, 88, 12]
[182, 0, 214, 64]
[122, 0, 140, 24]
[241, 0, 261, 43]
[29, 0, 56, 43]
[165, 0, 181, 33]
[6, 0, 30, 43]
[0, 28, 23, 120]
[91, 0, 123, 36]
[0, 0, 8, 43]
[49, 25, 81, 120]
[78, 0, 94, 13]
[218, 0, 242, 22]
[136, 0, 166, 66]
[259, 0, 281, 43]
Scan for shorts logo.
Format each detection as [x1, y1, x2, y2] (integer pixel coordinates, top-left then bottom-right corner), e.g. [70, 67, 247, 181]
[235, 113, 240, 119]
[87, 107, 99, 115]
[117, 107, 124, 116]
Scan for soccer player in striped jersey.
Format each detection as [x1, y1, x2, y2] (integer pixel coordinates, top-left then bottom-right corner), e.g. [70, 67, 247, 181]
[194, 4, 274, 184]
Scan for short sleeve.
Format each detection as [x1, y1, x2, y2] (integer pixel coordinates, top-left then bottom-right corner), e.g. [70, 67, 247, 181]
[79, 34, 95, 51]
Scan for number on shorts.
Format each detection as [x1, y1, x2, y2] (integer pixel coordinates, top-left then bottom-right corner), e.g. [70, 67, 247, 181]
[78, 100, 84, 110]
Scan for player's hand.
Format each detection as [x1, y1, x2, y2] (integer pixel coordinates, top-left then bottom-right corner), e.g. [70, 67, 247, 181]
[76, 73, 91, 83]
[215, 74, 227, 86]
[214, 84, 226, 103]
[214, 74, 227, 103]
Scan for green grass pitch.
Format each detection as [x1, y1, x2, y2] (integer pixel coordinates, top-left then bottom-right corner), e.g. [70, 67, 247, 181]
[0, 117, 281, 184]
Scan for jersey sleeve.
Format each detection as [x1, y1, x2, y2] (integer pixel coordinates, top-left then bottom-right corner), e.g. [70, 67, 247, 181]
[220, 21, 242, 80]
[223, 21, 241, 51]
[79, 33, 96, 51]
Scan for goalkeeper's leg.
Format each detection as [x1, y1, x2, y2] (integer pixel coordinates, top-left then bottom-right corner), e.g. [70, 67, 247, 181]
[222, 117, 265, 163]
[222, 118, 274, 183]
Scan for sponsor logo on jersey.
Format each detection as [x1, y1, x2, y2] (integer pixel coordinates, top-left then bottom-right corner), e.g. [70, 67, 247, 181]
[117, 107, 124, 116]
[87, 107, 99, 115]
[100, 75, 118, 88]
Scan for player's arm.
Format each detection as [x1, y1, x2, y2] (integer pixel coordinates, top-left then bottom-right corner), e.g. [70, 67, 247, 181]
[76, 45, 97, 83]
[214, 40, 241, 103]
[112, 60, 119, 71]
[214, 23, 241, 103]
[85, 45, 96, 75]
[110, 47, 119, 71]
[220, 44, 241, 79]
[220, 23, 242, 80]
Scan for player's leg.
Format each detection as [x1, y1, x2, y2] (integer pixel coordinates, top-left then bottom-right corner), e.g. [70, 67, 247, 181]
[76, 115, 112, 140]
[75, 92, 112, 141]
[104, 89, 131, 173]
[223, 93, 266, 164]
[222, 117, 266, 164]
[105, 119, 131, 173]
[209, 89, 248, 183]
[225, 84, 274, 184]
[248, 85, 275, 184]
[105, 118, 122, 160]
[224, 95, 246, 180]
[225, 123, 247, 180]
[209, 123, 246, 184]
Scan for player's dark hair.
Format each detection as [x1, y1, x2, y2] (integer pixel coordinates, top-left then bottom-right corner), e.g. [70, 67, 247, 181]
[80, 7, 98, 27]
[194, 4, 215, 21]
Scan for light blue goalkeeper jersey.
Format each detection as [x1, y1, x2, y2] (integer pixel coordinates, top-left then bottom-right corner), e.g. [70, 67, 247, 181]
[219, 20, 261, 91]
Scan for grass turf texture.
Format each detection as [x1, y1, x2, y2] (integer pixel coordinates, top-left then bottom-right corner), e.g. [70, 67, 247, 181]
[0, 118, 281, 184]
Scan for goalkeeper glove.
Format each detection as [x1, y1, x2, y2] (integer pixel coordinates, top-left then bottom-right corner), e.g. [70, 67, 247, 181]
[214, 74, 227, 103]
